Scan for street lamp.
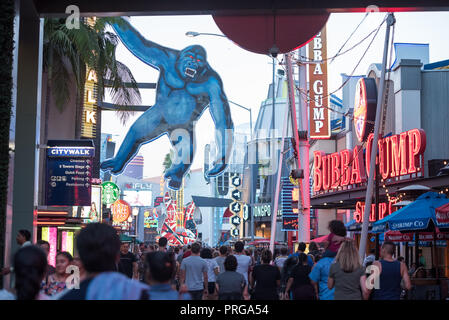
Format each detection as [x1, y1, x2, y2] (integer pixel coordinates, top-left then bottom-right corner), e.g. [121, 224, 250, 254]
[185, 31, 227, 38]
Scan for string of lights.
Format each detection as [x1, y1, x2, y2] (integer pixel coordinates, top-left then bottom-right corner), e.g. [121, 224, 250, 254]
[274, 13, 388, 127]
[329, 12, 370, 64]
[294, 14, 388, 64]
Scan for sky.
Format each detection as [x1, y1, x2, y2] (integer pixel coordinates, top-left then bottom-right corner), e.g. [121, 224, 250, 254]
[101, 11, 449, 179]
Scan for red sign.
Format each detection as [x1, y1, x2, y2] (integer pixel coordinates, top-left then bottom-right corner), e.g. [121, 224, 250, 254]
[436, 203, 449, 224]
[111, 200, 131, 223]
[385, 230, 449, 242]
[354, 78, 377, 142]
[313, 128, 426, 193]
[308, 27, 331, 139]
[354, 200, 398, 223]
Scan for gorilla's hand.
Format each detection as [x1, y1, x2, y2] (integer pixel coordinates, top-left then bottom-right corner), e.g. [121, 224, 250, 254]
[205, 158, 227, 177]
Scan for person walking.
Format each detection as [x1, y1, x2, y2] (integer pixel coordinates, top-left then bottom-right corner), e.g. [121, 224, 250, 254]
[280, 255, 299, 299]
[216, 255, 249, 300]
[42, 251, 73, 297]
[370, 241, 412, 300]
[274, 247, 289, 271]
[309, 253, 335, 300]
[289, 242, 314, 267]
[327, 239, 369, 300]
[10, 246, 49, 300]
[363, 248, 376, 268]
[36, 240, 56, 280]
[215, 246, 228, 274]
[308, 242, 322, 264]
[250, 249, 280, 300]
[158, 237, 168, 252]
[179, 242, 208, 300]
[234, 241, 252, 285]
[117, 242, 138, 279]
[58, 223, 149, 300]
[201, 248, 219, 300]
[143, 251, 190, 300]
[284, 253, 315, 300]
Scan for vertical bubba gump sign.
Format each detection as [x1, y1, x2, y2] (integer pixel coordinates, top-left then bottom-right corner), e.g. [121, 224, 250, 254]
[313, 128, 426, 193]
[309, 26, 331, 139]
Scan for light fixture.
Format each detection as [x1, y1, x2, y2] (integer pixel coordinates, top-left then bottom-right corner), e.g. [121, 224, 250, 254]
[324, 203, 327, 206]
[340, 200, 343, 203]
[261, 223, 266, 229]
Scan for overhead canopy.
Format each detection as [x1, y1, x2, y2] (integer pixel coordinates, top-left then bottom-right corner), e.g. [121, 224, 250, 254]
[373, 192, 449, 233]
[191, 196, 232, 208]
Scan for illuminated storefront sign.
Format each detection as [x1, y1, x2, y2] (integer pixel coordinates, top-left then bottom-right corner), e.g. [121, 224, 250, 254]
[253, 204, 282, 218]
[102, 181, 120, 205]
[354, 77, 377, 142]
[313, 129, 426, 193]
[111, 199, 131, 223]
[308, 26, 330, 139]
[354, 200, 398, 223]
[81, 68, 98, 138]
[61, 231, 74, 256]
[41, 227, 57, 267]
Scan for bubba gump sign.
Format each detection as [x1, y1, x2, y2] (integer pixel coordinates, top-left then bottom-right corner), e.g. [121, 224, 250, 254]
[313, 128, 426, 193]
[354, 200, 398, 223]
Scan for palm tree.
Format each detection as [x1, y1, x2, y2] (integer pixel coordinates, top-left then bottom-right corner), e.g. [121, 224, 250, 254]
[43, 17, 141, 125]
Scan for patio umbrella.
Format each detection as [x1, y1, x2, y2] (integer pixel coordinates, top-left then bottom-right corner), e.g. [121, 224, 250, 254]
[374, 192, 449, 277]
[373, 192, 449, 233]
[435, 203, 449, 231]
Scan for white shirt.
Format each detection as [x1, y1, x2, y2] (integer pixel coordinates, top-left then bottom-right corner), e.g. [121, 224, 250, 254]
[205, 259, 219, 282]
[22, 241, 32, 247]
[235, 254, 252, 284]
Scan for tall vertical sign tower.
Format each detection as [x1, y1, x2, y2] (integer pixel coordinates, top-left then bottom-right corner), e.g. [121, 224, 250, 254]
[308, 27, 331, 139]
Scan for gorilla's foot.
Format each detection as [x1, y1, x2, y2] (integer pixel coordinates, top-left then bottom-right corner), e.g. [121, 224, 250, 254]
[100, 158, 124, 174]
[168, 178, 182, 190]
[206, 162, 227, 177]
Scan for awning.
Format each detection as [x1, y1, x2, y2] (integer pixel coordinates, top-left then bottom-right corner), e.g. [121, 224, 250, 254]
[384, 229, 449, 242]
[372, 192, 449, 233]
[191, 196, 233, 208]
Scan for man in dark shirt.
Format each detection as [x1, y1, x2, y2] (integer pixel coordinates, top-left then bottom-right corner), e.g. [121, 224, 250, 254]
[118, 242, 138, 279]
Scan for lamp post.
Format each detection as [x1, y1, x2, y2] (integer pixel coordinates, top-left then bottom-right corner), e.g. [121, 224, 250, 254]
[185, 31, 227, 38]
[185, 31, 256, 242]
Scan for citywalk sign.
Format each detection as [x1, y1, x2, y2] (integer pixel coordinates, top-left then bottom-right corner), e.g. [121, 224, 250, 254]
[313, 128, 426, 193]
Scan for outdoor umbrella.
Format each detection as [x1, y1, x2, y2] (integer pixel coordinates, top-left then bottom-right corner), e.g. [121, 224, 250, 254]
[373, 192, 449, 233]
[373, 192, 449, 276]
[435, 202, 449, 232]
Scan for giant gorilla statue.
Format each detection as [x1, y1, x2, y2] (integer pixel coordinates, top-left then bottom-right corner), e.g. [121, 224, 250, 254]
[101, 19, 234, 190]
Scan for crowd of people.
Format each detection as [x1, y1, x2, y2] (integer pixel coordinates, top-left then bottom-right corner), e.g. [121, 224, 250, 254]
[0, 220, 419, 300]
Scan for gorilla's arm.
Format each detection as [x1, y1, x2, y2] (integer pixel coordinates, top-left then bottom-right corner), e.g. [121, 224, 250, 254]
[111, 19, 178, 70]
[206, 77, 234, 177]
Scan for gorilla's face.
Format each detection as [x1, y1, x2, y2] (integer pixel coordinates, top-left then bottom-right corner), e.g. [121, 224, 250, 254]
[176, 46, 208, 81]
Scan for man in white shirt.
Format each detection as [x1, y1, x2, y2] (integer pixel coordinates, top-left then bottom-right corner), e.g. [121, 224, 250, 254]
[234, 241, 251, 285]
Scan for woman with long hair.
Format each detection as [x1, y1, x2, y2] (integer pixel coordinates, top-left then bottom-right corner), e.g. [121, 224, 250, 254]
[13, 246, 48, 300]
[327, 239, 369, 300]
[42, 251, 73, 297]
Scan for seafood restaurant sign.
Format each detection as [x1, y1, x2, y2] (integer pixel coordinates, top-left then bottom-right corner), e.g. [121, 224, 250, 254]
[313, 128, 426, 193]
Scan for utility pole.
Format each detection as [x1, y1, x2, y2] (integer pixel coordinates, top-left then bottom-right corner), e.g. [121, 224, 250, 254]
[359, 13, 395, 263]
[297, 45, 310, 244]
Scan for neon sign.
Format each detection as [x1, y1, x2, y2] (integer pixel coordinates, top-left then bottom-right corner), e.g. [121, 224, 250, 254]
[111, 200, 131, 223]
[354, 200, 398, 223]
[354, 77, 377, 142]
[313, 128, 426, 193]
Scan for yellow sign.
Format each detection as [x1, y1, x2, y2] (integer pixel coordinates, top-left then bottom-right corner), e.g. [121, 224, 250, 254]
[81, 68, 98, 138]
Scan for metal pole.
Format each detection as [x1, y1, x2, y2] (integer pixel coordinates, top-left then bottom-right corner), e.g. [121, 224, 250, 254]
[359, 13, 395, 263]
[375, 163, 380, 260]
[297, 46, 310, 244]
[269, 59, 290, 255]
